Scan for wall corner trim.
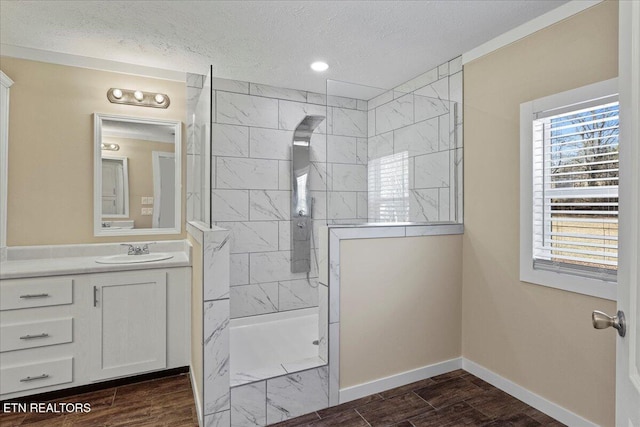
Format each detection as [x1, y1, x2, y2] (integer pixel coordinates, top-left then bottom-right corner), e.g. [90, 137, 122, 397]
[462, 0, 603, 65]
[461, 358, 600, 427]
[189, 366, 204, 427]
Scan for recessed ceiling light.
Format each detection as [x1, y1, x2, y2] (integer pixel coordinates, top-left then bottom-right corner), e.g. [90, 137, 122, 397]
[310, 61, 329, 72]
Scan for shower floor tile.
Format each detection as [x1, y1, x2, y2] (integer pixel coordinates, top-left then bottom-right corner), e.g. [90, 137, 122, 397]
[230, 308, 324, 386]
[282, 356, 326, 374]
[231, 365, 288, 387]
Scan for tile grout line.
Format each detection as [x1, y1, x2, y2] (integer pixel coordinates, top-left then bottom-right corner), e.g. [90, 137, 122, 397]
[354, 408, 373, 427]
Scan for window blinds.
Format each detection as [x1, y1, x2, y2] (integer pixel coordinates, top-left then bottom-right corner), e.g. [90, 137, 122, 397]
[532, 100, 619, 279]
[368, 151, 409, 222]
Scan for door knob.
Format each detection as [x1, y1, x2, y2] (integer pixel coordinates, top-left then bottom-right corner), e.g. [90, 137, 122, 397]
[592, 310, 626, 337]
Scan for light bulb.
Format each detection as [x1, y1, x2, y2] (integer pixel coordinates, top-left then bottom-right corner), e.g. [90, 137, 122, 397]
[310, 61, 329, 72]
[154, 93, 165, 104]
[112, 88, 123, 99]
[134, 90, 144, 101]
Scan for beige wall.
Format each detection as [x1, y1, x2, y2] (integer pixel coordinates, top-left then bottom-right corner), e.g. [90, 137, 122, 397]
[188, 233, 204, 418]
[462, 2, 618, 426]
[102, 137, 174, 229]
[0, 57, 186, 245]
[340, 235, 462, 388]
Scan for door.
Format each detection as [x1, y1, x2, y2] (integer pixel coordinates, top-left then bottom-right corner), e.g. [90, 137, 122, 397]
[152, 151, 175, 228]
[101, 156, 129, 217]
[101, 159, 120, 215]
[617, 1, 640, 424]
[91, 271, 167, 381]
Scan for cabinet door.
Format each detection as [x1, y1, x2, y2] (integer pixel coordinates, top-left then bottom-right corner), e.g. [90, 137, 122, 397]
[90, 271, 167, 381]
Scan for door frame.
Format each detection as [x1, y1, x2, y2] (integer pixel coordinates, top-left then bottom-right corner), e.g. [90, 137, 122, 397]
[616, 0, 640, 424]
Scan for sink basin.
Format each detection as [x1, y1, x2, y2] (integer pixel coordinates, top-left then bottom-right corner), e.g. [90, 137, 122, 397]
[95, 253, 174, 264]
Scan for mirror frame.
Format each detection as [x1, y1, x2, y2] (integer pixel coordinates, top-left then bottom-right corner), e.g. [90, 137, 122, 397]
[93, 113, 182, 236]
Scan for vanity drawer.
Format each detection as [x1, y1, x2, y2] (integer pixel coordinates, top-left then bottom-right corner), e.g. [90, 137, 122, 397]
[0, 318, 73, 352]
[0, 277, 73, 311]
[0, 357, 73, 394]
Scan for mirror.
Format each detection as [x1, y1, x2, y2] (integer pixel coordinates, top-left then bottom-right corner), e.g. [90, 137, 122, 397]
[94, 113, 181, 235]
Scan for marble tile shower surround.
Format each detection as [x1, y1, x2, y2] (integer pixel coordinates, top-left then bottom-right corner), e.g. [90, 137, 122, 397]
[364, 55, 463, 223]
[188, 56, 464, 427]
[210, 77, 368, 320]
[194, 58, 463, 320]
[187, 222, 232, 424]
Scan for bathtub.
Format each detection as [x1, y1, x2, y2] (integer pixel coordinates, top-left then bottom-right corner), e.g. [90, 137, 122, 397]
[230, 307, 326, 387]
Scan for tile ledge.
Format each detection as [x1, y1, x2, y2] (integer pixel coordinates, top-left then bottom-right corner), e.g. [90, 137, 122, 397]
[327, 222, 464, 238]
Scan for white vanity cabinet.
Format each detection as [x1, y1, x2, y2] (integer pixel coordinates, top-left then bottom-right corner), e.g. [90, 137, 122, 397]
[0, 266, 190, 400]
[0, 276, 76, 395]
[89, 270, 167, 381]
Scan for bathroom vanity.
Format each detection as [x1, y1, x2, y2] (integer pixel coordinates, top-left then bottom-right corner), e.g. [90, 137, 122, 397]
[0, 241, 191, 400]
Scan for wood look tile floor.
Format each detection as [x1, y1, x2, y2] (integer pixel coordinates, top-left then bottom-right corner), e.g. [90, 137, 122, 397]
[270, 370, 567, 427]
[1, 370, 566, 427]
[0, 374, 198, 427]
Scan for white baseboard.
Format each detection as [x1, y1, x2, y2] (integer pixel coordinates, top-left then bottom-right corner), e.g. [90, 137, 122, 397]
[337, 357, 598, 427]
[338, 357, 462, 404]
[189, 366, 204, 427]
[462, 358, 599, 427]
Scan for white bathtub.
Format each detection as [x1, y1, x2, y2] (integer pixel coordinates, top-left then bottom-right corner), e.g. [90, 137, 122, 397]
[230, 307, 326, 387]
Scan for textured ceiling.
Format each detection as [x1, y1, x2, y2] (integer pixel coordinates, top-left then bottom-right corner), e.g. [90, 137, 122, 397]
[0, 0, 569, 93]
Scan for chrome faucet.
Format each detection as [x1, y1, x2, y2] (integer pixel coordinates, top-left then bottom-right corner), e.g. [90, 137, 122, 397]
[120, 243, 155, 255]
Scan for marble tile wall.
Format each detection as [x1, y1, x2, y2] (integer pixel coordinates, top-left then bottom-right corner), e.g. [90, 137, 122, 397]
[366, 56, 463, 223]
[229, 366, 329, 426]
[211, 77, 367, 319]
[187, 222, 232, 425]
[203, 228, 232, 421]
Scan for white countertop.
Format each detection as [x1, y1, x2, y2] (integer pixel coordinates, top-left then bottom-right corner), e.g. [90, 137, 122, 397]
[0, 241, 191, 280]
[0, 251, 190, 280]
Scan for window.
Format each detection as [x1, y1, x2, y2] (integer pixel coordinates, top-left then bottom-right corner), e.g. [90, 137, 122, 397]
[368, 151, 409, 222]
[520, 78, 618, 300]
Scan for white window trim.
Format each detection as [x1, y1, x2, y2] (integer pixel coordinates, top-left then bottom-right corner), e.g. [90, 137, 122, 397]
[520, 78, 618, 301]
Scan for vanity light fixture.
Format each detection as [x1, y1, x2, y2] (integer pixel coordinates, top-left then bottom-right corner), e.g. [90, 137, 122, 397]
[310, 61, 329, 72]
[107, 88, 170, 109]
[100, 142, 120, 151]
[101, 142, 120, 151]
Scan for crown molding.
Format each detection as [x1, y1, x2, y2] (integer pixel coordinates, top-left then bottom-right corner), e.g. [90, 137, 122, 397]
[0, 44, 185, 82]
[462, 0, 603, 65]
